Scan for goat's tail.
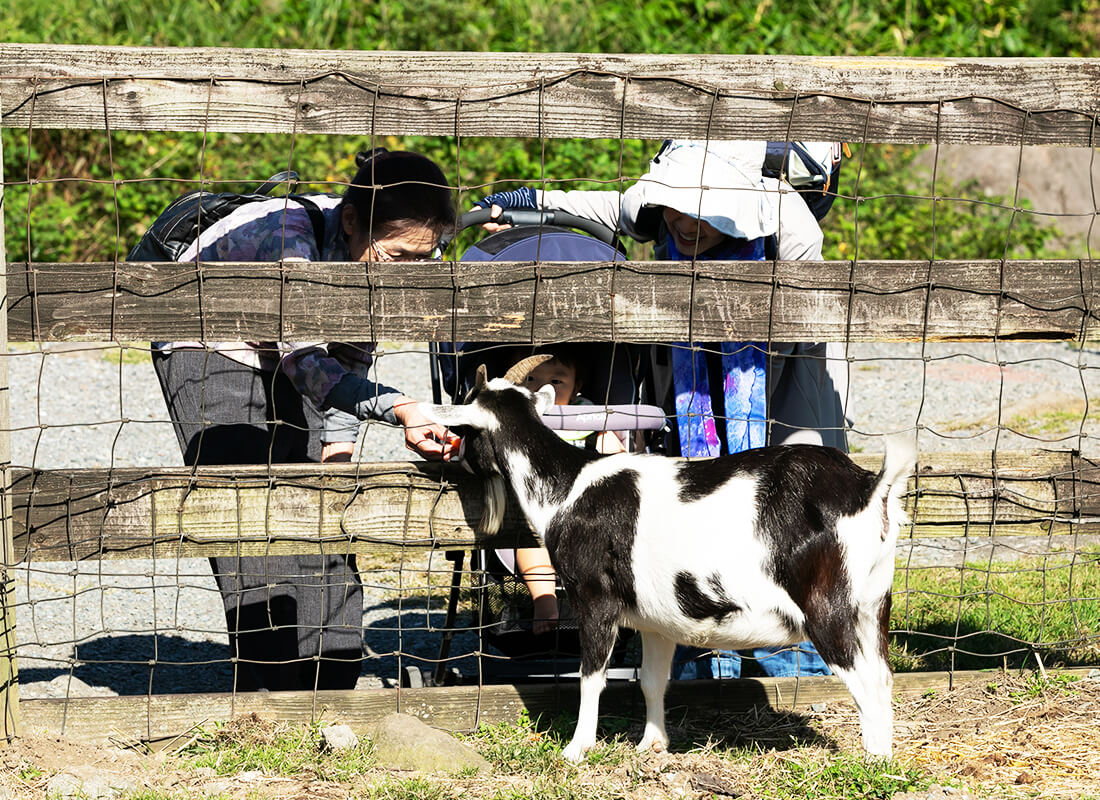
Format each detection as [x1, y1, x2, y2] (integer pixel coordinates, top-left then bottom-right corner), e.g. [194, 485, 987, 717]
[871, 433, 917, 539]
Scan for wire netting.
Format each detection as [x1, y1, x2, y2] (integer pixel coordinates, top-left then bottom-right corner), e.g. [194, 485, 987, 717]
[0, 58, 1098, 733]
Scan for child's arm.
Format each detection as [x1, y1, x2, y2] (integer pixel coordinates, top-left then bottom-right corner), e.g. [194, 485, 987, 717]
[514, 547, 559, 635]
[595, 430, 627, 454]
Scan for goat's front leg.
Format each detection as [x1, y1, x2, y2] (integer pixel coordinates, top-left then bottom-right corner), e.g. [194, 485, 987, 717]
[636, 632, 676, 754]
[562, 611, 619, 762]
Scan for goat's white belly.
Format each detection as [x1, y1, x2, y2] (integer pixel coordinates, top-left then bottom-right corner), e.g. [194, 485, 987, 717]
[622, 605, 804, 650]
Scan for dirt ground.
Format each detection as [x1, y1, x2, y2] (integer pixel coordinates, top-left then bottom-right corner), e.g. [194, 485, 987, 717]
[1, 672, 1097, 799]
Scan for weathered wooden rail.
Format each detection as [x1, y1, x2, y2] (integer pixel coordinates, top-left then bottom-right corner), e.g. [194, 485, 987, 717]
[7, 258, 1099, 343]
[2, 46, 1099, 145]
[1, 46, 1099, 743]
[7, 450, 1098, 562]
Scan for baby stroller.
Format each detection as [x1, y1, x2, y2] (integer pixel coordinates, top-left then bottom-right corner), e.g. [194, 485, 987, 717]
[411, 208, 667, 688]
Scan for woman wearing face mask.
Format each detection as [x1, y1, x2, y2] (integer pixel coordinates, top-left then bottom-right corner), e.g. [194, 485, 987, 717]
[152, 148, 458, 692]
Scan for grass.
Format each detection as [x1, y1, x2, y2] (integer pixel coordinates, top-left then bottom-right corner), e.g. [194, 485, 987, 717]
[936, 393, 1100, 439]
[96, 707, 931, 800]
[742, 752, 924, 799]
[102, 342, 154, 366]
[891, 552, 1100, 671]
[177, 713, 377, 781]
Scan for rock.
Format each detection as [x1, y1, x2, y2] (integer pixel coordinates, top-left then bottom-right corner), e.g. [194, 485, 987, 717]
[320, 724, 359, 752]
[45, 766, 139, 799]
[43, 674, 116, 699]
[45, 773, 85, 799]
[691, 771, 741, 797]
[199, 779, 234, 797]
[367, 713, 490, 775]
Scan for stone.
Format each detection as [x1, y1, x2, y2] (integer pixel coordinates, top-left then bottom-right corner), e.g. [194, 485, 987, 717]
[44, 674, 115, 699]
[45, 767, 137, 799]
[320, 724, 360, 752]
[367, 713, 490, 775]
[45, 773, 85, 799]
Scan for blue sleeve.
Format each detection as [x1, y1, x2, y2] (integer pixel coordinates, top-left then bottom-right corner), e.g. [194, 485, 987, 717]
[474, 186, 538, 210]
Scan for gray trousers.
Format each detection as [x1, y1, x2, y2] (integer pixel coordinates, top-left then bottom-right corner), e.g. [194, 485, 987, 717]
[153, 348, 363, 690]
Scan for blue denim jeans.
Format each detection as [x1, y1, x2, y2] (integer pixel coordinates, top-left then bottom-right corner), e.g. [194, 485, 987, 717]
[672, 643, 831, 679]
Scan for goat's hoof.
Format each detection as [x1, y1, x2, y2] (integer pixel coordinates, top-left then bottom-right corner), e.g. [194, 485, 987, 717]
[561, 741, 589, 763]
[862, 744, 893, 761]
[636, 736, 669, 755]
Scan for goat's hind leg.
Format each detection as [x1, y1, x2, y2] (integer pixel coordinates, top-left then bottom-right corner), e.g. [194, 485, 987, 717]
[818, 603, 895, 759]
[562, 611, 620, 762]
[636, 632, 676, 754]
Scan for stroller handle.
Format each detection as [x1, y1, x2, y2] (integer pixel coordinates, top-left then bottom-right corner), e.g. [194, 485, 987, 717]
[540, 404, 667, 432]
[441, 207, 618, 251]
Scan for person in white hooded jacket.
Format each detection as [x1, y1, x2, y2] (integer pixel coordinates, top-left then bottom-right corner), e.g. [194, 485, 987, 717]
[477, 139, 848, 454]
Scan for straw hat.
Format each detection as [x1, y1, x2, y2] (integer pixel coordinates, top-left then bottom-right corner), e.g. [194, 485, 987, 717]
[623, 140, 778, 240]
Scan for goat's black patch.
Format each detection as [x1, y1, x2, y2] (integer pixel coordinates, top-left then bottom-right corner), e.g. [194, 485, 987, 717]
[678, 445, 882, 672]
[674, 571, 741, 622]
[676, 458, 740, 502]
[760, 446, 880, 671]
[875, 591, 893, 663]
[546, 469, 641, 673]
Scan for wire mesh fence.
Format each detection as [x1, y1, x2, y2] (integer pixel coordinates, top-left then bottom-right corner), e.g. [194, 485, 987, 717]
[0, 46, 1098, 740]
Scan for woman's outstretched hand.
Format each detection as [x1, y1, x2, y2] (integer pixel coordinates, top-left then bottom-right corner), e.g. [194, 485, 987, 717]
[392, 396, 461, 461]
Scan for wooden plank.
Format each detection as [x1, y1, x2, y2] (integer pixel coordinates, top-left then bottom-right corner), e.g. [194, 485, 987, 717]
[10, 463, 538, 562]
[1, 46, 1099, 145]
[889, 450, 1082, 538]
[7, 259, 1099, 343]
[22, 667, 1095, 743]
[8, 451, 1094, 562]
[0, 93, 20, 740]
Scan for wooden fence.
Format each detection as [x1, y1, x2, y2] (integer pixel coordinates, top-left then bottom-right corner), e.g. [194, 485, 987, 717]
[0, 44, 1098, 743]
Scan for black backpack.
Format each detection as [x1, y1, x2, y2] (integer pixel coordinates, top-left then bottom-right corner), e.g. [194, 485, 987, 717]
[126, 171, 331, 262]
[762, 141, 846, 222]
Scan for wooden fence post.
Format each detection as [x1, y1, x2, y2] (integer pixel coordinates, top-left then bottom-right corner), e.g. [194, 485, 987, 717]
[0, 97, 21, 739]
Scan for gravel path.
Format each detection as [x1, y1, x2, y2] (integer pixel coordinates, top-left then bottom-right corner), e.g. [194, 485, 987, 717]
[7, 340, 1099, 698]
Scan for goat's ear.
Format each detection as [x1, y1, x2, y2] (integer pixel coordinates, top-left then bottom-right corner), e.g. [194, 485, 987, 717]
[533, 384, 557, 417]
[417, 401, 496, 430]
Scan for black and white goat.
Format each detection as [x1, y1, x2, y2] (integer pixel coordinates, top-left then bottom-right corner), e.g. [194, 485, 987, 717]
[420, 355, 915, 761]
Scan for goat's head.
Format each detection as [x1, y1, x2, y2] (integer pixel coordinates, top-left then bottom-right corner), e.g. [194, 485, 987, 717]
[419, 354, 557, 534]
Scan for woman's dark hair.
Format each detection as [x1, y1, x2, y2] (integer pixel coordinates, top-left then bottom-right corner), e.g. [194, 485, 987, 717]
[343, 148, 456, 242]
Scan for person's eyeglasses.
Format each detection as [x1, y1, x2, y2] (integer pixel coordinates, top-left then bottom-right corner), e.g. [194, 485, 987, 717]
[370, 240, 442, 262]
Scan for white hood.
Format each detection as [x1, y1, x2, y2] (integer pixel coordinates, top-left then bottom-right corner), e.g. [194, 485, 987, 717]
[623, 140, 777, 240]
